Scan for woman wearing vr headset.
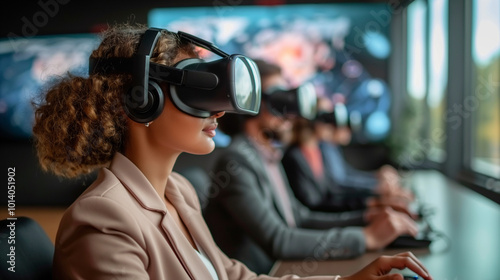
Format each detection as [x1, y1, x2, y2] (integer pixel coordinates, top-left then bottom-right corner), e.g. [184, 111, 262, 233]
[32, 24, 431, 279]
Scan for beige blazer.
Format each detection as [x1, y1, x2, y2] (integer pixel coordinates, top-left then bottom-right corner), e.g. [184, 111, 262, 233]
[53, 153, 339, 280]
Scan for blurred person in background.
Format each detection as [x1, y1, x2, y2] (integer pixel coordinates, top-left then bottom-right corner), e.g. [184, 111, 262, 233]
[282, 99, 415, 215]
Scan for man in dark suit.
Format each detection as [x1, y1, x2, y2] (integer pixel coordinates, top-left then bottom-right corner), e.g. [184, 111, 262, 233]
[203, 59, 419, 274]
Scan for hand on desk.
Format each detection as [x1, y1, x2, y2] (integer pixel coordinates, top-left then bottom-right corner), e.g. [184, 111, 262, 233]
[363, 207, 419, 250]
[339, 252, 432, 280]
[376, 165, 415, 202]
[366, 197, 419, 220]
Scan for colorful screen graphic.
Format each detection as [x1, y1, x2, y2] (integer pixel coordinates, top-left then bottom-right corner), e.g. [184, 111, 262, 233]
[0, 34, 100, 139]
[149, 3, 394, 143]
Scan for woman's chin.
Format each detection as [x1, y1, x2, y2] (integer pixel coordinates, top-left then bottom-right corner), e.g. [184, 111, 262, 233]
[187, 143, 215, 155]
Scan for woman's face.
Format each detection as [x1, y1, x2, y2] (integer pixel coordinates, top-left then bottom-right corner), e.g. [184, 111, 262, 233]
[147, 97, 225, 155]
[144, 52, 225, 155]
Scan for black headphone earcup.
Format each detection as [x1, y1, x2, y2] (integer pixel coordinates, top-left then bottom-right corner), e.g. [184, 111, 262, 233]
[124, 81, 164, 123]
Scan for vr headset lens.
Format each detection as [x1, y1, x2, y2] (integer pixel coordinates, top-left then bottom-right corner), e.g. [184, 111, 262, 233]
[334, 103, 349, 127]
[297, 83, 318, 120]
[267, 82, 318, 120]
[234, 58, 257, 113]
[316, 103, 349, 127]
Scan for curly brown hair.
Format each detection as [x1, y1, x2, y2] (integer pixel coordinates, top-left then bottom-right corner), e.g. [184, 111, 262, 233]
[32, 23, 196, 178]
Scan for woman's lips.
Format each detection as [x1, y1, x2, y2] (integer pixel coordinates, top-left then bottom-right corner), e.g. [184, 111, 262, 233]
[202, 123, 218, 137]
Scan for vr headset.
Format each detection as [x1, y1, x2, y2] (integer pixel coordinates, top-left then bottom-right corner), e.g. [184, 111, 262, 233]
[316, 103, 363, 131]
[264, 82, 318, 121]
[88, 28, 261, 123]
[264, 79, 363, 131]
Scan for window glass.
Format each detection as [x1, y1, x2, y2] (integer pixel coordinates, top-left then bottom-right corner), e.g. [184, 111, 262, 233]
[393, 0, 427, 168]
[407, 0, 427, 101]
[471, 0, 500, 178]
[394, 0, 448, 167]
[426, 0, 448, 162]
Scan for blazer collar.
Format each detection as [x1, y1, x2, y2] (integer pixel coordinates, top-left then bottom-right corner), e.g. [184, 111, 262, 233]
[293, 146, 326, 182]
[109, 153, 224, 279]
[231, 135, 269, 176]
[167, 181, 228, 280]
[290, 146, 313, 176]
[231, 136, 295, 225]
[108, 152, 167, 213]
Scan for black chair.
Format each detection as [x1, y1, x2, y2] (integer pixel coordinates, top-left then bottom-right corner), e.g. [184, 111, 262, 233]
[0, 216, 54, 280]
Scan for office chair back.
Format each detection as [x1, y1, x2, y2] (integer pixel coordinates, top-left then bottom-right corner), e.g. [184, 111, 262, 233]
[0, 216, 54, 280]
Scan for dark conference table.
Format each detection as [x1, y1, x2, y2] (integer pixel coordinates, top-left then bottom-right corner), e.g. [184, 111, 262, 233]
[270, 170, 500, 280]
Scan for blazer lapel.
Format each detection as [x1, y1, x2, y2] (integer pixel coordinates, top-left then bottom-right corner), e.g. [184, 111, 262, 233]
[291, 147, 329, 193]
[292, 148, 316, 182]
[110, 153, 209, 279]
[233, 136, 292, 225]
[175, 204, 228, 280]
[164, 176, 225, 280]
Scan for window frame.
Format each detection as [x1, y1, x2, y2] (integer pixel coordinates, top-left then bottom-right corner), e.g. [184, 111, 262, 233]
[392, 0, 500, 204]
[456, 0, 500, 204]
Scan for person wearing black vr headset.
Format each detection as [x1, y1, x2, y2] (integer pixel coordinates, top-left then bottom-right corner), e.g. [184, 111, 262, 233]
[32, 24, 431, 280]
[316, 96, 412, 200]
[205, 59, 430, 278]
[282, 96, 417, 215]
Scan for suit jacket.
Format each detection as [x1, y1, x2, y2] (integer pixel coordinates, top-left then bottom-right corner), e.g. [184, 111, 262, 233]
[53, 153, 339, 280]
[281, 144, 375, 212]
[204, 135, 366, 275]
